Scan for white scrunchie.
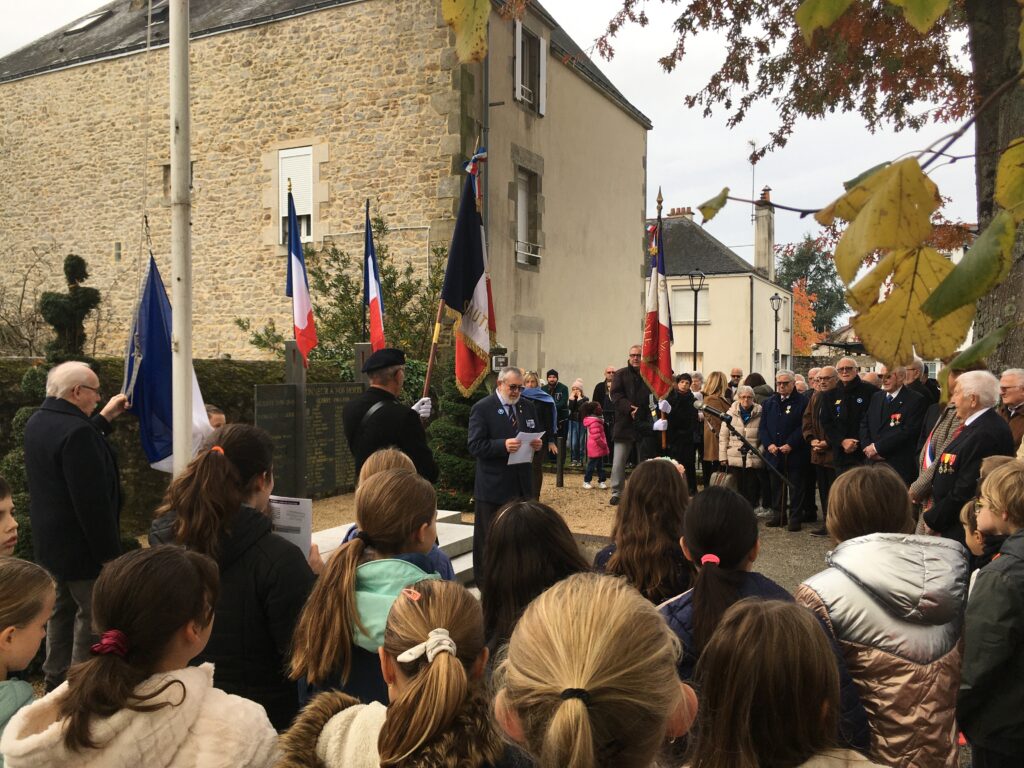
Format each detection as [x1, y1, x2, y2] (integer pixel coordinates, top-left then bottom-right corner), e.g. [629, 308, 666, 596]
[396, 628, 457, 664]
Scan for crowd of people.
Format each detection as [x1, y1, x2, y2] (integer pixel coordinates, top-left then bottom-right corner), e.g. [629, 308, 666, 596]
[0, 353, 1022, 767]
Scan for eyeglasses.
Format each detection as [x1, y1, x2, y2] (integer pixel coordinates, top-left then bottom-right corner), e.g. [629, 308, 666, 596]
[999, 385, 1024, 392]
[605, 370, 615, 374]
[506, 384, 524, 392]
[79, 384, 102, 397]
[628, 353, 642, 358]
[776, 380, 794, 386]
[837, 366, 856, 372]
[819, 375, 837, 380]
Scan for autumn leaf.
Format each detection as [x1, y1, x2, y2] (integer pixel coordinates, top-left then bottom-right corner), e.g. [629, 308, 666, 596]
[795, 0, 854, 44]
[847, 249, 900, 313]
[994, 137, 1024, 220]
[843, 162, 891, 191]
[815, 162, 893, 227]
[443, 0, 490, 63]
[887, 0, 951, 34]
[831, 158, 939, 283]
[922, 210, 1017, 318]
[792, 279, 826, 354]
[852, 246, 975, 367]
[697, 187, 730, 224]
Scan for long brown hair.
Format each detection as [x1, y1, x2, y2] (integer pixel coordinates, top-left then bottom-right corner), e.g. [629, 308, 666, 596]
[606, 459, 692, 602]
[0, 557, 54, 634]
[57, 546, 219, 752]
[378, 580, 504, 767]
[689, 599, 839, 768]
[290, 468, 436, 684]
[154, 423, 274, 557]
[827, 463, 914, 543]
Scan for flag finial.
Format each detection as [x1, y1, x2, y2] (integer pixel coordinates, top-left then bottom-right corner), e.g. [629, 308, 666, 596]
[656, 187, 663, 217]
[287, 177, 292, 193]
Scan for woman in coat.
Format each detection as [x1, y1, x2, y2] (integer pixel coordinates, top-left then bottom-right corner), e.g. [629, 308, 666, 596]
[701, 371, 730, 484]
[718, 385, 763, 507]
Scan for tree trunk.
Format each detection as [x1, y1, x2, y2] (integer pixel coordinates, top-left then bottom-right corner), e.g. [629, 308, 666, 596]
[967, 0, 1024, 368]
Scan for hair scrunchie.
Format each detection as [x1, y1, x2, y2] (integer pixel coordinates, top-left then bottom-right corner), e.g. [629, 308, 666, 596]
[355, 530, 375, 548]
[209, 445, 225, 455]
[396, 628, 457, 664]
[560, 688, 592, 707]
[700, 554, 721, 566]
[91, 629, 129, 658]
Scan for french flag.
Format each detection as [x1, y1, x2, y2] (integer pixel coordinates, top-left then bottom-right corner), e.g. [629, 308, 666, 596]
[640, 214, 674, 399]
[285, 189, 318, 366]
[363, 200, 386, 351]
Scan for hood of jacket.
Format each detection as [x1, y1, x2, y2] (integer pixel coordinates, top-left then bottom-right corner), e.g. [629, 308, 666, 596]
[353, 558, 438, 653]
[826, 533, 966, 626]
[148, 506, 272, 571]
[315, 701, 387, 768]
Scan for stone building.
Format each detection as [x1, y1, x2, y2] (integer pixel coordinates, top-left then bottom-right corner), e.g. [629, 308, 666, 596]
[0, 0, 649, 388]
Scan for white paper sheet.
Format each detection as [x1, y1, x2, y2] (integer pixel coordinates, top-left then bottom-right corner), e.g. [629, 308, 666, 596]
[269, 495, 313, 556]
[507, 431, 545, 466]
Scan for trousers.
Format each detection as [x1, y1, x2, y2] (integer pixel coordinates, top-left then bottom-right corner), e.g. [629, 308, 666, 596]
[44, 578, 96, 691]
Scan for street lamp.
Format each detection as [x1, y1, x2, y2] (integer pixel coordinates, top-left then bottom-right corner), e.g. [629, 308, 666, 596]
[770, 292, 782, 377]
[688, 271, 706, 370]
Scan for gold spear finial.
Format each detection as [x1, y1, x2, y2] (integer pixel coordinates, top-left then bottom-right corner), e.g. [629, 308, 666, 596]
[656, 186, 663, 217]
[287, 177, 292, 193]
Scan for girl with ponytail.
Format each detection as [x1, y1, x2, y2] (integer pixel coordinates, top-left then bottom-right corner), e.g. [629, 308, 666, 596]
[494, 572, 697, 768]
[290, 468, 440, 706]
[280, 579, 505, 768]
[1, 546, 277, 767]
[149, 424, 316, 730]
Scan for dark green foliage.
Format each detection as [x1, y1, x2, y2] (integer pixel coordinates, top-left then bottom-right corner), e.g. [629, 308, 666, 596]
[38, 254, 101, 361]
[775, 236, 848, 333]
[20, 366, 47, 401]
[10, 407, 35, 445]
[11, 492, 31, 560]
[427, 352, 487, 512]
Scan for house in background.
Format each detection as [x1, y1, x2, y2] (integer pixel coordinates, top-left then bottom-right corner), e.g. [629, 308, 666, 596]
[0, 0, 648, 388]
[650, 189, 793, 378]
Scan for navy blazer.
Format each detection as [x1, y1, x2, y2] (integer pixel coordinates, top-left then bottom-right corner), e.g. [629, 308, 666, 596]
[758, 392, 808, 468]
[859, 387, 926, 485]
[468, 393, 542, 505]
[822, 377, 879, 468]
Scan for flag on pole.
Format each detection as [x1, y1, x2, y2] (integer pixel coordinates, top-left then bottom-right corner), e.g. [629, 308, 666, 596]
[123, 256, 212, 472]
[640, 214, 674, 399]
[285, 188, 318, 366]
[363, 200, 386, 352]
[441, 149, 495, 396]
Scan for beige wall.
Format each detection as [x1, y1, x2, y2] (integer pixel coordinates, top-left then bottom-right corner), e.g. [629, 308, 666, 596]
[483, 10, 648, 392]
[0, 0, 462, 358]
[667, 273, 793, 379]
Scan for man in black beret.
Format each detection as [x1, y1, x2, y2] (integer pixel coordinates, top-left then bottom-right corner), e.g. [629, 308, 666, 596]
[342, 348, 438, 482]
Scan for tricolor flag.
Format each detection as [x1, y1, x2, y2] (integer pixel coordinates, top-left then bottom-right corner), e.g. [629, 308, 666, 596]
[640, 213, 674, 399]
[441, 149, 495, 396]
[363, 200, 386, 352]
[285, 189, 318, 366]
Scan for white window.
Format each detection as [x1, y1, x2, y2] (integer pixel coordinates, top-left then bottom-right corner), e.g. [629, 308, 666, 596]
[675, 352, 703, 372]
[279, 146, 313, 244]
[515, 168, 540, 265]
[514, 21, 547, 116]
[670, 287, 709, 323]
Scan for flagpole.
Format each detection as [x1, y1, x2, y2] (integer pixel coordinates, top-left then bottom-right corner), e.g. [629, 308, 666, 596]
[422, 299, 445, 401]
[655, 188, 668, 452]
[363, 199, 369, 344]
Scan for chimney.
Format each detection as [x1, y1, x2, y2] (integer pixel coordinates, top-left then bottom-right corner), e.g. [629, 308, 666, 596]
[754, 186, 775, 281]
[665, 206, 695, 221]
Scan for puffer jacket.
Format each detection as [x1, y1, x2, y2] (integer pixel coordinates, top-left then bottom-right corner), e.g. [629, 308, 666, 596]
[796, 534, 967, 768]
[718, 401, 763, 469]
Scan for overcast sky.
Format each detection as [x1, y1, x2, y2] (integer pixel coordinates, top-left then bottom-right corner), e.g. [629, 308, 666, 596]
[2, 0, 977, 262]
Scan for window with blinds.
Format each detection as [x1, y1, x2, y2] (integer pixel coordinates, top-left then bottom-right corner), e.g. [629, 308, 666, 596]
[279, 146, 313, 244]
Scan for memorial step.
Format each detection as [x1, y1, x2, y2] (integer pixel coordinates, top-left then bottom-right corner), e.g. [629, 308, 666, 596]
[450, 551, 473, 586]
[312, 519, 475, 562]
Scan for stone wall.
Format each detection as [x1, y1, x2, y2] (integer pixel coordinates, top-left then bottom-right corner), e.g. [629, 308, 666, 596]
[0, 0, 462, 359]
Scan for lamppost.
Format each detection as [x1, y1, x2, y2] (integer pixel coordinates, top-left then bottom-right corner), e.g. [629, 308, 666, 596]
[770, 292, 782, 377]
[688, 270, 706, 370]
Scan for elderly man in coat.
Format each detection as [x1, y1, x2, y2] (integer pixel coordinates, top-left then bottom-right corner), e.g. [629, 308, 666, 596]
[759, 370, 809, 531]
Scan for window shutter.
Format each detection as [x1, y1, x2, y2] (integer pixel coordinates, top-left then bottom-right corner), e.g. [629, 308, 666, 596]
[538, 35, 548, 116]
[514, 20, 523, 102]
[279, 146, 313, 217]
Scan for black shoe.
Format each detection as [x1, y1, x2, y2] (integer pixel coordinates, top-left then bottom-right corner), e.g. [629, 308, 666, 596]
[803, 513, 819, 523]
[787, 518, 802, 532]
[810, 526, 828, 537]
[765, 514, 783, 528]
[609, 495, 620, 506]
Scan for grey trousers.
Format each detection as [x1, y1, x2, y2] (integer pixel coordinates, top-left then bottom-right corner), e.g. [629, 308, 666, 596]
[44, 578, 96, 691]
[610, 437, 654, 495]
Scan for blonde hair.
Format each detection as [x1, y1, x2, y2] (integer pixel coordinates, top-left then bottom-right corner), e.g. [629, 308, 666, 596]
[704, 371, 727, 399]
[358, 447, 415, 486]
[980, 460, 1024, 527]
[523, 371, 540, 388]
[495, 573, 682, 768]
[0, 557, 54, 631]
[378, 580, 504, 767]
[290, 469, 436, 684]
[980, 455, 1014, 482]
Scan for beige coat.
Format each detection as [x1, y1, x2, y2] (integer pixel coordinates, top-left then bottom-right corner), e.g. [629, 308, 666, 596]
[718, 401, 763, 469]
[702, 394, 730, 461]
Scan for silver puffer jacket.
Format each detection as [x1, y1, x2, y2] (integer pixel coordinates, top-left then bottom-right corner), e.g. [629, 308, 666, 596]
[796, 534, 967, 768]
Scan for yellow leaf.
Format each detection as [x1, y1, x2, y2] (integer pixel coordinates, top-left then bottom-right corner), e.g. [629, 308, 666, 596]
[443, 0, 490, 63]
[697, 187, 730, 224]
[815, 162, 893, 227]
[846, 250, 901, 313]
[995, 137, 1024, 220]
[922, 210, 1018, 318]
[832, 158, 939, 283]
[852, 246, 975, 368]
[795, 0, 855, 44]
[888, 0, 951, 34]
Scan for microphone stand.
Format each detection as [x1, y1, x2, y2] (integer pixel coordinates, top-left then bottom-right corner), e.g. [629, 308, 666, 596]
[720, 414, 793, 492]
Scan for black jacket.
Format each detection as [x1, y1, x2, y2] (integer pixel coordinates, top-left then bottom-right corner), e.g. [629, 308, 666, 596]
[666, 389, 697, 446]
[907, 378, 939, 406]
[958, 529, 1024, 756]
[758, 392, 809, 468]
[858, 387, 926, 485]
[24, 397, 122, 581]
[341, 386, 438, 482]
[467, 393, 542, 505]
[821, 376, 879, 469]
[610, 364, 653, 442]
[149, 506, 315, 730]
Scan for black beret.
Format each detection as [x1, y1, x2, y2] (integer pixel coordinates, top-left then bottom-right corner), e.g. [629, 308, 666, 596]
[362, 347, 406, 373]
[546, 369, 558, 378]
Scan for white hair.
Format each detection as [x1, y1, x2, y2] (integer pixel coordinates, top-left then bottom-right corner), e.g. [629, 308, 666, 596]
[776, 369, 796, 381]
[46, 361, 95, 398]
[690, 371, 703, 381]
[957, 370, 1000, 408]
[736, 385, 755, 397]
[497, 366, 523, 383]
[1002, 368, 1024, 380]
[906, 359, 925, 374]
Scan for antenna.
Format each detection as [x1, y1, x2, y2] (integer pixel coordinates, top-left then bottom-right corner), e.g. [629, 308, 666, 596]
[748, 139, 757, 223]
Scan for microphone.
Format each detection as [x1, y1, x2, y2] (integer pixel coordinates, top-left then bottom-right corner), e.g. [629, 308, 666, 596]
[695, 400, 732, 423]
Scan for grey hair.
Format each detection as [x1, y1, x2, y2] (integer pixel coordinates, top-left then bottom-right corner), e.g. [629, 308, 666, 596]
[690, 371, 704, 381]
[776, 369, 796, 381]
[368, 364, 403, 384]
[1001, 368, 1024, 380]
[497, 366, 523, 383]
[906, 359, 925, 374]
[46, 361, 94, 398]
[957, 370, 1000, 408]
[736, 385, 755, 397]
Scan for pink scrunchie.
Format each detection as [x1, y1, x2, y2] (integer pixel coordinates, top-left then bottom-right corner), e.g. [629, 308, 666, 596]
[700, 554, 721, 566]
[91, 629, 129, 658]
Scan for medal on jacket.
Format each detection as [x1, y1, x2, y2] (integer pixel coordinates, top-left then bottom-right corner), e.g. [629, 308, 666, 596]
[785, 405, 792, 414]
[938, 452, 957, 474]
[889, 413, 902, 428]
[834, 398, 842, 415]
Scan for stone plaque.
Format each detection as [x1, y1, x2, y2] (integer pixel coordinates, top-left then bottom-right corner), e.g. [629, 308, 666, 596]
[254, 383, 300, 497]
[305, 381, 364, 497]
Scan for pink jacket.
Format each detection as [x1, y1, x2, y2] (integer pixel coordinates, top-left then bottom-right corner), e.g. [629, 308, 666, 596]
[584, 416, 609, 458]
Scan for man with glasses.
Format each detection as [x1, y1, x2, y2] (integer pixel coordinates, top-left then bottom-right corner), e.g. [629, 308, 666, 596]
[998, 368, 1024, 451]
[758, 370, 809, 530]
[904, 358, 940, 405]
[860, 365, 926, 485]
[592, 365, 618, 467]
[822, 357, 879, 475]
[608, 345, 656, 505]
[804, 366, 839, 536]
[23, 361, 129, 691]
[468, 366, 546, 576]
